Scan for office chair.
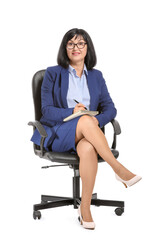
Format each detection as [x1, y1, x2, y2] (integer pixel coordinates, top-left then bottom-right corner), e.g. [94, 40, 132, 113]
[28, 69, 124, 220]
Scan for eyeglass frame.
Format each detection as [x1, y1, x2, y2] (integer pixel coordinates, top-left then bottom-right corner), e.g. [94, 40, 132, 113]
[66, 42, 87, 50]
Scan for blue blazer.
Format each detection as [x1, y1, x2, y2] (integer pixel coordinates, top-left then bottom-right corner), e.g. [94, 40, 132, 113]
[31, 65, 117, 148]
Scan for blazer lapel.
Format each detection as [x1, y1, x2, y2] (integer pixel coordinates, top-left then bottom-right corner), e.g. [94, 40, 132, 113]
[60, 67, 69, 108]
[87, 70, 96, 110]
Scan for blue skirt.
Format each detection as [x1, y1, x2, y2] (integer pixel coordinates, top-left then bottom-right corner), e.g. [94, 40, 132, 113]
[51, 116, 81, 153]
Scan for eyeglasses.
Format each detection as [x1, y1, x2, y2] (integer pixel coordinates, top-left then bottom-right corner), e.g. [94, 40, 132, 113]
[66, 42, 87, 50]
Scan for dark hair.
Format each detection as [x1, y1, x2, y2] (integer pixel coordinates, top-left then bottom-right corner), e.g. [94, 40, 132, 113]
[57, 28, 97, 70]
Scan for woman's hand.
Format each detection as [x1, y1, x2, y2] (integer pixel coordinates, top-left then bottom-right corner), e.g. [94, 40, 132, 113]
[73, 103, 87, 114]
[73, 104, 99, 126]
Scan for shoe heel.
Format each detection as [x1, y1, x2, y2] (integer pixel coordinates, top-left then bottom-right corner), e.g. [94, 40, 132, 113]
[122, 182, 128, 188]
[78, 216, 83, 225]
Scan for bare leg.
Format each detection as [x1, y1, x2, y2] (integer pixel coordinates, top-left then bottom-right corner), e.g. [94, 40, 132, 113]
[76, 138, 98, 222]
[75, 115, 135, 180]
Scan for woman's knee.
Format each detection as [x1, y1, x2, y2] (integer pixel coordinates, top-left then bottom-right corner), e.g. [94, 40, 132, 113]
[78, 115, 94, 129]
[75, 115, 94, 145]
[76, 138, 97, 157]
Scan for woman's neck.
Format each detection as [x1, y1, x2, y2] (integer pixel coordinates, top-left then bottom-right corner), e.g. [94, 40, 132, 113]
[70, 61, 84, 78]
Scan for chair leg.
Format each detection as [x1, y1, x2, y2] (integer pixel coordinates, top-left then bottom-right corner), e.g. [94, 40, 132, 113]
[34, 197, 74, 212]
[91, 198, 124, 215]
[92, 193, 97, 199]
[91, 198, 124, 207]
[41, 195, 72, 203]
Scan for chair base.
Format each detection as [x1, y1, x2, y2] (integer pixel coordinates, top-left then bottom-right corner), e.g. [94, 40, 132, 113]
[33, 193, 124, 219]
[33, 165, 125, 219]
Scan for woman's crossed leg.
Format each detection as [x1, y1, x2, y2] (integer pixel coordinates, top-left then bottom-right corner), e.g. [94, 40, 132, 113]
[75, 115, 135, 222]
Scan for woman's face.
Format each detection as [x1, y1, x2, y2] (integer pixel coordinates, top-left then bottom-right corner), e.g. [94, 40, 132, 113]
[66, 35, 87, 65]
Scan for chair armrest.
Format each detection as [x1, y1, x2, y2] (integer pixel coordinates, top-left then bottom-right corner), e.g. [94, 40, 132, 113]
[28, 121, 48, 157]
[110, 119, 121, 135]
[109, 119, 121, 150]
[28, 121, 48, 137]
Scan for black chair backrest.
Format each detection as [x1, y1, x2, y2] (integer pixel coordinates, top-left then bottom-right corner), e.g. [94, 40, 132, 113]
[32, 70, 46, 121]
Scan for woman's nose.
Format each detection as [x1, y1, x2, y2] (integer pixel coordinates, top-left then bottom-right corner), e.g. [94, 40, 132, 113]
[74, 44, 79, 50]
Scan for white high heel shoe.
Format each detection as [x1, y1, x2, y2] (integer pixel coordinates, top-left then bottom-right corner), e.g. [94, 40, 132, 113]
[115, 174, 142, 188]
[78, 206, 95, 230]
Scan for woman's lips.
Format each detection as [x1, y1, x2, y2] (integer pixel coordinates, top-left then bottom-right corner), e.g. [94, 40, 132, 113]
[72, 52, 80, 56]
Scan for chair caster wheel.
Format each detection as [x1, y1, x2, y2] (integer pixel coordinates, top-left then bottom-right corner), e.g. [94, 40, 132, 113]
[33, 210, 41, 220]
[115, 207, 124, 216]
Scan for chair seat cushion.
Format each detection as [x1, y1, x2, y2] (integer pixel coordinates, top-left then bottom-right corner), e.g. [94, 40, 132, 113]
[43, 149, 119, 165]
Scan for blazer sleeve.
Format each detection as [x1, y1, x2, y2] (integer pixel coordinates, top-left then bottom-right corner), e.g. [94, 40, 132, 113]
[41, 68, 74, 122]
[95, 71, 117, 128]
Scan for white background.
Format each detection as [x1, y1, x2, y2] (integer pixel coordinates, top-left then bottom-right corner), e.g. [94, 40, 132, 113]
[1, 0, 157, 239]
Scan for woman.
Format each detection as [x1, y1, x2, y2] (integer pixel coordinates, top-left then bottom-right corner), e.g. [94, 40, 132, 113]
[31, 28, 141, 229]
